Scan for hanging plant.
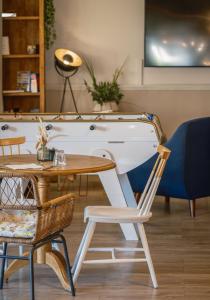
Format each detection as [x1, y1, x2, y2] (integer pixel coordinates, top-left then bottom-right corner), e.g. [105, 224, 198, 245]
[45, 0, 56, 50]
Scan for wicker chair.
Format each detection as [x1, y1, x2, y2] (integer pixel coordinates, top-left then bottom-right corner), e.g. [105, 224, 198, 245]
[0, 172, 75, 299]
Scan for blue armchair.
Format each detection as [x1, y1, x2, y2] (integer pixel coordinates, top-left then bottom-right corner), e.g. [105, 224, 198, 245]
[128, 117, 210, 217]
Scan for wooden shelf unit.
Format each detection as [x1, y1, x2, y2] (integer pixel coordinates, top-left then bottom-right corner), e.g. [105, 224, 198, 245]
[2, 0, 45, 113]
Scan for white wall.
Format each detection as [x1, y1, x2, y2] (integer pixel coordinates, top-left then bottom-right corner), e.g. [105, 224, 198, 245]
[46, 0, 144, 90]
[45, 0, 210, 137]
[46, 0, 210, 88]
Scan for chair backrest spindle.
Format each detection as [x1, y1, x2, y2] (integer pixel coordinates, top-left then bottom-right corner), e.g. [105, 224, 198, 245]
[138, 145, 171, 216]
[137, 155, 161, 210]
[0, 137, 25, 156]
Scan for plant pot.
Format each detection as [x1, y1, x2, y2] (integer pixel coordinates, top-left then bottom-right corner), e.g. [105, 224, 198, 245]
[92, 102, 102, 112]
[37, 146, 55, 162]
[110, 102, 119, 112]
[92, 101, 119, 112]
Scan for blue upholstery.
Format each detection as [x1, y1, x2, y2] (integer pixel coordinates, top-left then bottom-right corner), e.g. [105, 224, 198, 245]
[128, 118, 210, 200]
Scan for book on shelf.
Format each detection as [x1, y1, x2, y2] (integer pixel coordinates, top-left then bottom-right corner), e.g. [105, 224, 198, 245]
[30, 73, 39, 93]
[17, 71, 31, 92]
[16, 71, 39, 93]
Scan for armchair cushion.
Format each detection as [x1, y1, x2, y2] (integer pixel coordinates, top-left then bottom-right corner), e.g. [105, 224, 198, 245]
[0, 210, 36, 239]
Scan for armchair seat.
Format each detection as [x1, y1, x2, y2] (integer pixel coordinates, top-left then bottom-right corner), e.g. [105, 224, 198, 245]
[84, 206, 152, 223]
[0, 210, 36, 239]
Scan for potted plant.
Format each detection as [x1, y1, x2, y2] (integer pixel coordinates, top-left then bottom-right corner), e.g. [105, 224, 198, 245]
[84, 59, 124, 112]
[36, 118, 55, 161]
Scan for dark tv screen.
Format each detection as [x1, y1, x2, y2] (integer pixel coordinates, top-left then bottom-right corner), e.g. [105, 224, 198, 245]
[144, 0, 210, 67]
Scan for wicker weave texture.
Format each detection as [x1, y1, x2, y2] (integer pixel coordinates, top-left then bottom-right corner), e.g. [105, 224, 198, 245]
[0, 172, 74, 245]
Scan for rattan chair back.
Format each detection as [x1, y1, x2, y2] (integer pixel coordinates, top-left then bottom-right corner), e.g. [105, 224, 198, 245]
[0, 172, 39, 210]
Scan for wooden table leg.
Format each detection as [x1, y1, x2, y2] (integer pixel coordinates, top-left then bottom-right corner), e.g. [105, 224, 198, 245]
[36, 176, 51, 264]
[5, 250, 70, 290]
[46, 250, 70, 290]
[5, 252, 32, 281]
[36, 176, 71, 290]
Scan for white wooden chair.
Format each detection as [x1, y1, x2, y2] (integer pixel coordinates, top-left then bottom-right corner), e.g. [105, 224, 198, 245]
[72, 145, 171, 287]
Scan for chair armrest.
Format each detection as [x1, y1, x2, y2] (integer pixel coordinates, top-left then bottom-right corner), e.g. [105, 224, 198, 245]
[34, 193, 75, 243]
[39, 193, 75, 209]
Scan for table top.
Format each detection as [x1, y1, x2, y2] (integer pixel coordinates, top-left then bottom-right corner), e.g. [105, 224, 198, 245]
[0, 154, 116, 176]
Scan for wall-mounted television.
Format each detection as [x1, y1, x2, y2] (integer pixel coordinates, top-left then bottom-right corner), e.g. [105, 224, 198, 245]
[144, 0, 210, 67]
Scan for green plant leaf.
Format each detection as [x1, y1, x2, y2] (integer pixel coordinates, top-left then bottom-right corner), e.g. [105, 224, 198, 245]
[45, 0, 56, 50]
[84, 57, 125, 104]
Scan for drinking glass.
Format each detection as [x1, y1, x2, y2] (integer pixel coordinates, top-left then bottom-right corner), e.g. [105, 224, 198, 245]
[53, 150, 66, 166]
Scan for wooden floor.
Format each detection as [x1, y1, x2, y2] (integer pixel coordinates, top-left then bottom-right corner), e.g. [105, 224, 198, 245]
[1, 176, 210, 300]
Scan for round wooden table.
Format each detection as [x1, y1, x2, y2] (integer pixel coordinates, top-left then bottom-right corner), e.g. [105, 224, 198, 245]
[0, 154, 115, 290]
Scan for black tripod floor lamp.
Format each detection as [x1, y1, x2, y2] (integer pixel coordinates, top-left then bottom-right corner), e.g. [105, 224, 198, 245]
[54, 49, 83, 113]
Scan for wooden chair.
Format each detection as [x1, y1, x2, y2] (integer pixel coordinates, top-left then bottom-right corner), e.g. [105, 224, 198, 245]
[72, 145, 171, 287]
[0, 172, 75, 300]
[0, 136, 26, 156]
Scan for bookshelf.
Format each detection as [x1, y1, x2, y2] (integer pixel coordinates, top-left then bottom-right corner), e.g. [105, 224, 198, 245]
[2, 0, 45, 112]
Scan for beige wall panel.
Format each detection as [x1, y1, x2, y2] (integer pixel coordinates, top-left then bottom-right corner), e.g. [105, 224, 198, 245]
[45, 0, 210, 137]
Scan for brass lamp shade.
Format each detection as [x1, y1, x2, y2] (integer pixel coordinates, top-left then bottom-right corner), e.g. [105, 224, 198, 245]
[54, 49, 82, 72]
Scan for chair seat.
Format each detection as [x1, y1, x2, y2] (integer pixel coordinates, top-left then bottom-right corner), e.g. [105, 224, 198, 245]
[84, 206, 152, 223]
[0, 210, 36, 239]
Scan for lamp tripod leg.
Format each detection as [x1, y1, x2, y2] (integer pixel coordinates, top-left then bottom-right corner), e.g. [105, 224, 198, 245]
[67, 77, 79, 114]
[60, 78, 68, 113]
